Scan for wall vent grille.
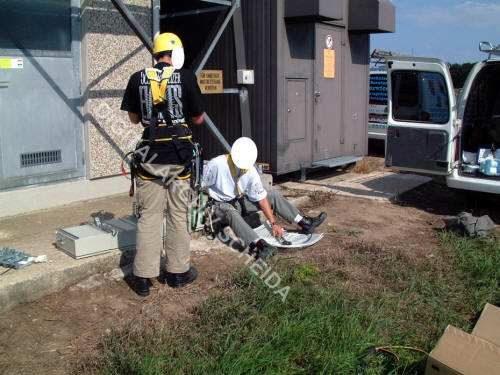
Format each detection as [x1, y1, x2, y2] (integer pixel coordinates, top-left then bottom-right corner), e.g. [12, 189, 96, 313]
[20, 150, 61, 168]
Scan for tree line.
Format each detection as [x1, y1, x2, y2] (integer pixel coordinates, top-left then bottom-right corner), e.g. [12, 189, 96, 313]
[449, 63, 475, 89]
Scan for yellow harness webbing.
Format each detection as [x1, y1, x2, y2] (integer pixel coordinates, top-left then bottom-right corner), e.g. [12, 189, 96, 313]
[144, 123, 189, 128]
[225, 154, 248, 197]
[137, 67, 192, 182]
[141, 135, 192, 142]
[145, 67, 175, 105]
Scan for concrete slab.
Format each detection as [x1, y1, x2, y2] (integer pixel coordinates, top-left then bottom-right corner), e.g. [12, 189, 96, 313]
[0, 194, 135, 312]
[281, 171, 432, 201]
[0, 188, 304, 313]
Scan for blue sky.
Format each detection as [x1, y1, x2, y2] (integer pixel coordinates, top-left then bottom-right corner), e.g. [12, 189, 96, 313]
[371, 0, 500, 63]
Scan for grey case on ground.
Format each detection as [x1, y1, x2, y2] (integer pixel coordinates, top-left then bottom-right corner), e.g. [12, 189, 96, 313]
[55, 216, 138, 259]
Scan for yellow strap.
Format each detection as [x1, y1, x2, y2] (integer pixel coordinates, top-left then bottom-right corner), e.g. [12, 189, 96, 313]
[141, 135, 192, 142]
[225, 154, 248, 197]
[138, 171, 191, 181]
[144, 123, 189, 128]
[145, 67, 175, 105]
[150, 80, 162, 105]
[137, 172, 157, 180]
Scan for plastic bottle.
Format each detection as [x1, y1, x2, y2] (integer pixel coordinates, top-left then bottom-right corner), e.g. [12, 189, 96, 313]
[486, 157, 498, 176]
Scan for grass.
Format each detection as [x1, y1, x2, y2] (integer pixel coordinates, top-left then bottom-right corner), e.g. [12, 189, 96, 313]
[75, 231, 499, 375]
[348, 230, 364, 238]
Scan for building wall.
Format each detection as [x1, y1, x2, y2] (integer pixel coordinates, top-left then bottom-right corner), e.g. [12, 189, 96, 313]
[342, 33, 369, 157]
[81, 0, 152, 179]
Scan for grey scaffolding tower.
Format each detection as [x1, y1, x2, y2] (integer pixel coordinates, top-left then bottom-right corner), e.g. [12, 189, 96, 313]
[110, 0, 252, 153]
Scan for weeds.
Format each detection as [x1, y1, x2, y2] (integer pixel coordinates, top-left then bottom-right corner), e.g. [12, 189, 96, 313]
[353, 160, 374, 174]
[75, 231, 500, 375]
[348, 230, 364, 238]
[307, 190, 335, 205]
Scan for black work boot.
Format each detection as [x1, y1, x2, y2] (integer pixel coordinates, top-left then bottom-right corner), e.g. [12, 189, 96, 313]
[249, 240, 277, 260]
[159, 267, 198, 289]
[131, 275, 151, 297]
[298, 212, 327, 234]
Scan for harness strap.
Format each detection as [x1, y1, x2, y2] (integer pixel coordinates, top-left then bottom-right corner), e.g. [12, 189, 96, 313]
[145, 67, 174, 105]
[141, 135, 192, 142]
[225, 154, 248, 197]
[143, 123, 189, 128]
[145, 67, 176, 144]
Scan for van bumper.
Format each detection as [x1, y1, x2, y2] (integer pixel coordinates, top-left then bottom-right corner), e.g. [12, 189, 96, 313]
[446, 174, 500, 194]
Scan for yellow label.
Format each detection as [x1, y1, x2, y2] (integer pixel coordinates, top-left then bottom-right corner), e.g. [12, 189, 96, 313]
[324, 49, 335, 78]
[198, 70, 223, 94]
[0, 58, 12, 69]
[256, 162, 270, 171]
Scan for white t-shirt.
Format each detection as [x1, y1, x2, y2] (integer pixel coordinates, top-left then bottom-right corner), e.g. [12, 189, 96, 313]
[203, 155, 267, 202]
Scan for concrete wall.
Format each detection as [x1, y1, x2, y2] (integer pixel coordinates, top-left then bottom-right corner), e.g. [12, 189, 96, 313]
[81, 0, 152, 179]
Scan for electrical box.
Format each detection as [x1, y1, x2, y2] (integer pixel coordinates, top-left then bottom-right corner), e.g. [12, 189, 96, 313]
[55, 216, 138, 259]
[237, 69, 254, 85]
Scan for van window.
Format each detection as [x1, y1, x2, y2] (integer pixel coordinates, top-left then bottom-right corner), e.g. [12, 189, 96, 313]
[391, 71, 449, 124]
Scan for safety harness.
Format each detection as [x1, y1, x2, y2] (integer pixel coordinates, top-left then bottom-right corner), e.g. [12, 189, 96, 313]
[122, 66, 200, 196]
[203, 155, 249, 238]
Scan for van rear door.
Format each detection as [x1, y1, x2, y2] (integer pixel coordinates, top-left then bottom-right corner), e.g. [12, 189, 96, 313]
[385, 57, 457, 175]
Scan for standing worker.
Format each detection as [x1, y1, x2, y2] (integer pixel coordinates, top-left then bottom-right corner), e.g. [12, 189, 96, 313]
[121, 32, 205, 296]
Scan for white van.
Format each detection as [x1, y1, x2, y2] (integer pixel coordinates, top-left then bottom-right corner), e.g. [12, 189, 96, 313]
[385, 43, 500, 194]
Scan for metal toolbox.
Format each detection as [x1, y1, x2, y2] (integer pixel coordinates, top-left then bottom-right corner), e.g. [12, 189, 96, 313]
[55, 216, 138, 259]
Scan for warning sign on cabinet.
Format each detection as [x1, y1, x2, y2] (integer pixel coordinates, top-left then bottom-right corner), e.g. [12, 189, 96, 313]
[323, 49, 335, 78]
[198, 70, 223, 94]
[0, 58, 23, 69]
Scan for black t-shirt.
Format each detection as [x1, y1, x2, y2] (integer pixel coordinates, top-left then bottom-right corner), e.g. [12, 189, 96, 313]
[121, 62, 204, 164]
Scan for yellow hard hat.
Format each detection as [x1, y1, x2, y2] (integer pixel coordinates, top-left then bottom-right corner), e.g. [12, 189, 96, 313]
[153, 32, 183, 55]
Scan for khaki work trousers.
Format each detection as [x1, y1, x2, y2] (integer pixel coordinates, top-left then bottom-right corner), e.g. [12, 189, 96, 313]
[214, 189, 300, 246]
[134, 163, 191, 277]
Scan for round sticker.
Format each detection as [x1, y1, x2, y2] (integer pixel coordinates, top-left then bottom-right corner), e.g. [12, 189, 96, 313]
[325, 35, 333, 50]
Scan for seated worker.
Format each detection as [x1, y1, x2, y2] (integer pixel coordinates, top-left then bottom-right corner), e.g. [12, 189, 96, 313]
[203, 137, 327, 259]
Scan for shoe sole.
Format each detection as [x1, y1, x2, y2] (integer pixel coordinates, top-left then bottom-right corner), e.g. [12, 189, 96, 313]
[301, 213, 327, 234]
[135, 289, 149, 297]
[169, 279, 196, 289]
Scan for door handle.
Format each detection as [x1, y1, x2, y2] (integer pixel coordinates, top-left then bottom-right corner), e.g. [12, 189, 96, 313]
[314, 90, 321, 104]
[0, 81, 8, 88]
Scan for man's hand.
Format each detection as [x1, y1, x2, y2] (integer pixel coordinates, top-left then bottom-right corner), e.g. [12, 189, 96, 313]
[128, 112, 140, 124]
[258, 197, 284, 238]
[190, 112, 205, 126]
[271, 223, 284, 238]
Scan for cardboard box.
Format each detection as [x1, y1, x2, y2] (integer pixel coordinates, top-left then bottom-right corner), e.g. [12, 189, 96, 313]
[425, 303, 500, 375]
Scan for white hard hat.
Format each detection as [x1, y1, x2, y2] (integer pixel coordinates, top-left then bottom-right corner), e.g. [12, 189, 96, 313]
[230, 137, 257, 169]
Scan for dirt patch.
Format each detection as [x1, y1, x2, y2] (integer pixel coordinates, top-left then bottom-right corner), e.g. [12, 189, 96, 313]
[1, 176, 499, 374]
[0, 247, 245, 375]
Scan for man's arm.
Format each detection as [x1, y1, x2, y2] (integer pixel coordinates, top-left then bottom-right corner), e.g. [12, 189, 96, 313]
[128, 112, 140, 124]
[258, 197, 284, 237]
[190, 112, 205, 126]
